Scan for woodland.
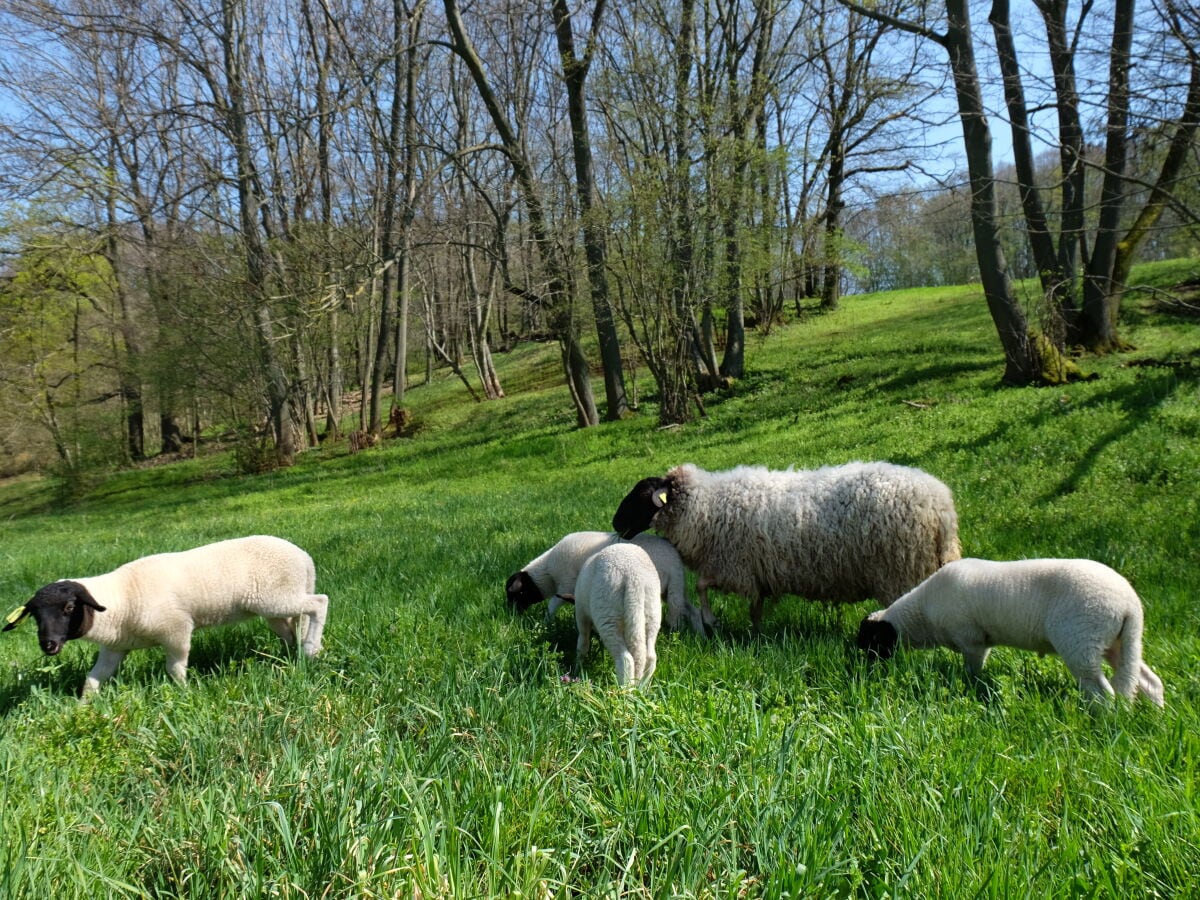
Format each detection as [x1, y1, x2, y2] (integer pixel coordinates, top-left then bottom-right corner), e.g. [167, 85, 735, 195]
[0, 0, 1196, 482]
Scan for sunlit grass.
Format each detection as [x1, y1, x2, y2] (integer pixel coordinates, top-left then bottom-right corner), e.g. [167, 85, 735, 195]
[1, 273, 1198, 897]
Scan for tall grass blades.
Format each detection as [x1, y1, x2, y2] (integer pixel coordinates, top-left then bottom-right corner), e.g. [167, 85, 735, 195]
[0, 267, 1198, 897]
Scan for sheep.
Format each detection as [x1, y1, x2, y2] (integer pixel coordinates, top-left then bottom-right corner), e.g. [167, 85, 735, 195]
[3, 535, 329, 696]
[573, 543, 662, 687]
[611, 461, 960, 629]
[505, 531, 711, 634]
[856, 557, 1165, 706]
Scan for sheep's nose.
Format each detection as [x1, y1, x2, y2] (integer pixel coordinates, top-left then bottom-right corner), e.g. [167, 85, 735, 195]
[41, 640, 62, 656]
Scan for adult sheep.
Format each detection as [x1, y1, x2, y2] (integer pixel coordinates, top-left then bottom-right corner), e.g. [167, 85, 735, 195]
[612, 462, 960, 629]
[3, 535, 329, 696]
[856, 557, 1164, 706]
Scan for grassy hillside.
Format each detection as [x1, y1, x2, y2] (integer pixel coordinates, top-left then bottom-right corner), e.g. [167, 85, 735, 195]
[1, 264, 1198, 897]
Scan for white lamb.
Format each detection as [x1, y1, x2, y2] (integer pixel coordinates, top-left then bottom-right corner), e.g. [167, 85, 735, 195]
[856, 557, 1164, 706]
[612, 461, 960, 629]
[573, 543, 662, 687]
[505, 531, 710, 634]
[3, 535, 329, 696]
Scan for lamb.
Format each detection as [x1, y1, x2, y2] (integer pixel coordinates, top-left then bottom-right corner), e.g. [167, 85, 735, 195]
[505, 531, 711, 634]
[3, 535, 329, 696]
[856, 557, 1165, 706]
[611, 461, 960, 629]
[573, 543, 662, 687]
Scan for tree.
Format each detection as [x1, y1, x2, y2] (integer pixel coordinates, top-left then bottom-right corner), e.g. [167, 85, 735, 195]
[552, 0, 630, 420]
[843, 0, 1043, 385]
[990, 0, 1199, 352]
[442, 0, 599, 427]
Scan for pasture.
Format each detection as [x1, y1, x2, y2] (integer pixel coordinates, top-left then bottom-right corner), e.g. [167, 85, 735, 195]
[1, 264, 1198, 897]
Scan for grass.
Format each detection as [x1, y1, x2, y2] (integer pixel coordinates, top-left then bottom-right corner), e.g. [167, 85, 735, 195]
[1, 262, 1198, 897]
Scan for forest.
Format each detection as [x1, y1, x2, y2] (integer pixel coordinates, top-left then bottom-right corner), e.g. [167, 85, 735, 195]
[0, 0, 1196, 483]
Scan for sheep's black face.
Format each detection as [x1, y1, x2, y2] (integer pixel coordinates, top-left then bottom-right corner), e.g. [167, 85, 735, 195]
[7, 581, 106, 656]
[856, 618, 898, 660]
[612, 476, 670, 539]
[505, 571, 545, 612]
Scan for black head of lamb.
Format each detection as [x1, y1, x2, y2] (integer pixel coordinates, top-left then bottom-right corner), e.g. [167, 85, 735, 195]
[505, 570, 546, 612]
[856, 617, 899, 661]
[3, 581, 106, 656]
[612, 476, 671, 539]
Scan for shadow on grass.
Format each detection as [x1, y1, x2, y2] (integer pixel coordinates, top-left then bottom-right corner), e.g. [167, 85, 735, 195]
[0, 626, 299, 714]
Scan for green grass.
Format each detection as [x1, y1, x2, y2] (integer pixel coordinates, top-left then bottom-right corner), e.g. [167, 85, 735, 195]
[1, 268, 1199, 898]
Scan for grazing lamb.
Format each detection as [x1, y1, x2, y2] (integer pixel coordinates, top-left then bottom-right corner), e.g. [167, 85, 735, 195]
[612, 461, 960, 629]
[856, 558, 1165, 706]
[574, 543, 662, 687]
[3, 535, 329, 696]
[506, 531, 710, 634]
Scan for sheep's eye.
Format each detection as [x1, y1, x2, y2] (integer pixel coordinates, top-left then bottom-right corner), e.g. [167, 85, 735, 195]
[63, 602, 75, 616]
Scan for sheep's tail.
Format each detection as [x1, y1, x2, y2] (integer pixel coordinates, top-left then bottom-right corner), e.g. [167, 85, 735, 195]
[936, 502, 962, 567]
[1111, 609, 1163, 706]
[624, 592, 647, 682]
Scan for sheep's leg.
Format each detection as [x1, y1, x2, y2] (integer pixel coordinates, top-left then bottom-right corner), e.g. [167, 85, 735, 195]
[163, 635, 193, 685]
[642, 598, 661, 684]
[960, 645, 990, 677]
[574, 616, 592, 676]
[1103, 640, 1140, 700]
[266, 616, 300, 650]
[641, 633, 658, 686]
[695, 577, 719, 628]
[1137, 663, 1164, 706]
[82, 647, 128, 697]
[612, 644, 637, 687]
[299, 593, 328, 657]
[1063, 655, 1115, 703]
[668, 591, 706, 636]
[748, 595, 764, 631]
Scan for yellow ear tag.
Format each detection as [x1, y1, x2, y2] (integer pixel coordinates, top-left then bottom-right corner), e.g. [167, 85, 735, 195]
[5, 605, 26, 625]
[657, 491, 668, 505]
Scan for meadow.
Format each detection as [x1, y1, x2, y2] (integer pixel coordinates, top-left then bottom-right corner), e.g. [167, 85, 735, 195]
[1, 262, 1198, 898]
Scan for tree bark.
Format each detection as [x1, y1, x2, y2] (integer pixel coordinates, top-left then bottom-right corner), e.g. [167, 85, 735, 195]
[220, 0, 294, 464]
[1111, 21, 1200, 291]
[1081, 0, 1135, 352]
[552, 0, 629, 420]
[843, 0, 1041, 384]
[943, 0, 1040, 383]
[444, 0, 598, 426]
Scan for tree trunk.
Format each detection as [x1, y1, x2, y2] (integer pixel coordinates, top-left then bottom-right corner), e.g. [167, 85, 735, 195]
[1112, 31, 1200, 291]
[944, 0, 1041, 384]
[991, 1, 1064, 303]
[844, 0, 1043, 383]
[552, 0, 629, 421]
[1081, 0, 1135, 352]
[220, 0, 294, 465]
[1034, 0, 1087, 330]
[368, 0, 411, 435]
[445, 0, 598, 426]
[821, 145, 845, 311]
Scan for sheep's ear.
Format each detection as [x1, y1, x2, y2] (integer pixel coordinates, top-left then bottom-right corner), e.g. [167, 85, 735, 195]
[2, 605, 28, 632]
[65, 582, 106, 613]
[77, 594, 107, 613]
[653, 488, 669, 508]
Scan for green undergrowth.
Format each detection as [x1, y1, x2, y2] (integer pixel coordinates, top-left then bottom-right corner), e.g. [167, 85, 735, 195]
[1, 266, 1198, 897]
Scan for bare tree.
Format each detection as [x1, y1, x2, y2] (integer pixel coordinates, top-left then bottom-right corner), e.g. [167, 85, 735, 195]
[552, 0, 630, 420]
[442, 0, 599, 426]
[990, 0, 1198, 353]
[843, 0, 1042, 385]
